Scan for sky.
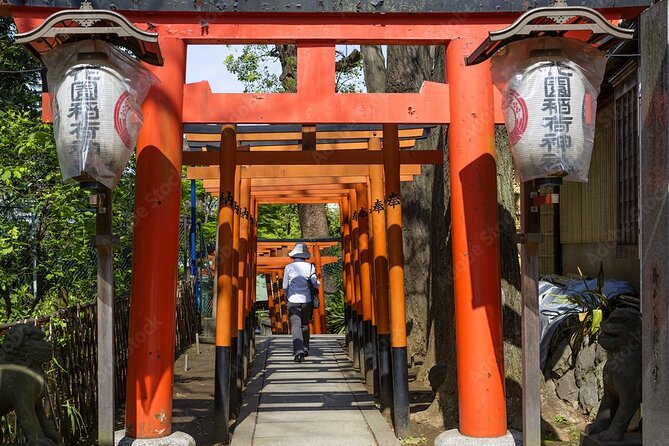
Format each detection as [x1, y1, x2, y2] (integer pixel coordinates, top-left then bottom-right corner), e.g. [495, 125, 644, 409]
[185, 45, 268, 93]
[185, 44, 370, 93]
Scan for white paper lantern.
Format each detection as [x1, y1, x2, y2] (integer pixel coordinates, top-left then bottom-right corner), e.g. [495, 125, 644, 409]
[53, 63, 140, 188]
[492, 38, 607, 183]
[507, 56, 590, 181]
[43, 40, 154, 189]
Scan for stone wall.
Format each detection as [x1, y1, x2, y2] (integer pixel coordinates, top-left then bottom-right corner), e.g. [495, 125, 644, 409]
[544, 332, 607, 417]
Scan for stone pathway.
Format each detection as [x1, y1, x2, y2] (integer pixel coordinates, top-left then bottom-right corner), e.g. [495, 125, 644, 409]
[231, 335, 400, 446]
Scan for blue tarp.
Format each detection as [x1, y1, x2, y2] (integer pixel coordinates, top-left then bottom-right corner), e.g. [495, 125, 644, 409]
[539, 278, 636, 369]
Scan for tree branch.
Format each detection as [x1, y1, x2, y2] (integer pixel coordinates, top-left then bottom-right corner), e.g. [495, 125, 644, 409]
[335, 49, 362, 73]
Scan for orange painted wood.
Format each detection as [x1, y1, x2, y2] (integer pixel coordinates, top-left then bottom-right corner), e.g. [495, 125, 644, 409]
[250, 177, 377, 186]
[366, 177, 377, 328]
[313, 243, 328, 334]
[447, 37, 507, 438]
[356, 184, 373, 322]
[112, 12, 639, 45]
[230, 166, 241, 341]
[182, 80, 463, 124]
[237, 178, 251, 331]
[251, 188, 352, 197]
[253, 197, 342, 204]
[270, 272, 283, 334]
[368, 138, 391, 336]
[265, 275, 277, 335]
[124, 38, 185, 440]
[350, 189, 363, 313]
[182, 149, 443, 166]
[215, 127, 237, 349]
[191, 164, 422, 180]
[185, 127, 425, 142]
[257, 241, 339, 249]
[223, 139, 417, 151]
[341, 197, 354, 306]
[382, 124, 408, 349]
[256, 256, 339, 268]
[279, 275, 289, 333]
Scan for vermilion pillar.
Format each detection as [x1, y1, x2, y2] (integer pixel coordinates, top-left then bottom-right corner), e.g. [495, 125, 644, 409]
[447, 38, 507, 438]
[341, 197, 355, 357]
[369, 137, 392, 411]
[349, 190, 364, 373]
[382, 124, 409, 438]
[313, 243, 327, 333]
[214, 126, 237, 444]
[265, 275, 277, 334]
[229, 167, 242, 418]
[271, 272, 282, 334]
[125, 37, 185, 440]
[356, 184, 375, 388]
[311, 245, 323, 334]
[235, 177, 250, 414]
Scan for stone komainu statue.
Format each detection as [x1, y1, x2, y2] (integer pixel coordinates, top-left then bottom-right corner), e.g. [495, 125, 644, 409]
[0, 324, 62, 446]
[584, 308, 642, 442]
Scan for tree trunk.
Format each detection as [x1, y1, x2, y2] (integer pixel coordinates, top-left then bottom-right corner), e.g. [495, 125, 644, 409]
[496, 126, 523, 430]
[361, 45, 387, 93]
[298, 204, 330, 239]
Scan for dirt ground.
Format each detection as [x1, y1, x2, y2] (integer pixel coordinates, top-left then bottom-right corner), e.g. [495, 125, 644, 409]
[403, 366, 588, 446]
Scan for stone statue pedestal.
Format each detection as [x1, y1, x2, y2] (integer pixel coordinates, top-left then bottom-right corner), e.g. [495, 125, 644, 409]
[580, 432, 641, 446]
[114, 430, 196, 446]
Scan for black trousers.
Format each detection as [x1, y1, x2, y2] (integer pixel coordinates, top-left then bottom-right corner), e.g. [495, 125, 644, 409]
[288, 301, 313, 356]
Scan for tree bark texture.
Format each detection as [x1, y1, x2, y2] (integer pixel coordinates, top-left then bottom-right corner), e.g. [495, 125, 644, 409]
[495, 126, 523, 429]
[298, 204, 330, 239]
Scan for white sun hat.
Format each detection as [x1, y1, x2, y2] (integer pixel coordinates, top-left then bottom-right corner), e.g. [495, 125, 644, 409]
[288, 242, 311, 259]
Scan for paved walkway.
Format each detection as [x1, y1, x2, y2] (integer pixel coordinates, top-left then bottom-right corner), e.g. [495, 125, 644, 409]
[231, 335, 400, 446]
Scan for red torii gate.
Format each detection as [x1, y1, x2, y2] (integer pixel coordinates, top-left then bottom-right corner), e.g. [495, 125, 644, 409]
[6, 2, 647, 445]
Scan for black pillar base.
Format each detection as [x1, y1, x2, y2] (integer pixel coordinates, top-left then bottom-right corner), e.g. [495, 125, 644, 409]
[371, 324, 380, 398]
[364, 320, 375, 389]
[357, 314, 365, 377]
[351, 310, 360, 369]
[244, 316, 251, 380]
[214, 345, 231, 444]
[229, 337, 239, 418]
[235, 329, 244, 415]
[391, 346, 410, 439]
[378, 333, 393, 412]
[345, 305, 351, 353]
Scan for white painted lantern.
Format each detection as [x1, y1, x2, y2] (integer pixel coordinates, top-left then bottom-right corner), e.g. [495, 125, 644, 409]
[43, 40, 154, 188]
[492, 38, 606, 182]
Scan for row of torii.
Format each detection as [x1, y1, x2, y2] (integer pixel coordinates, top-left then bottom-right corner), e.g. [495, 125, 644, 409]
[186, 125, 437, 442]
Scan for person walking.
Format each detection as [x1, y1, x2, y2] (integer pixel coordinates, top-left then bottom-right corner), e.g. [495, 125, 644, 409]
[282, 242, 320, 363]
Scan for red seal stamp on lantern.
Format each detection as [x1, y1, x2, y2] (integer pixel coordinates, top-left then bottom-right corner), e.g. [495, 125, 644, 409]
[507, 89, 528, 146]
[114, 91, 133, 149]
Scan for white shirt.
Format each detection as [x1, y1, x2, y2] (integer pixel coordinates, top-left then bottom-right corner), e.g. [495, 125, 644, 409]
[282, 259, 320, 304]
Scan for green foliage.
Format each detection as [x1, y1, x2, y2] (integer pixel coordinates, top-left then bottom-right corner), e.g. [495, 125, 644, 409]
[325, 204, 341, 237]
[0, 17, 41, 111]
[257, 204, 301, 239]
[0, 110, 89, 322]
[325, 289, 346, 334]
[224, 44, 363, 93]
[224, 45, 288, 93]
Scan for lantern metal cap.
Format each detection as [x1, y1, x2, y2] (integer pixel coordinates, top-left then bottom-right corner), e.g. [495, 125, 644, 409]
[465, 6, 635, 66]
[14, 4, 163, 66]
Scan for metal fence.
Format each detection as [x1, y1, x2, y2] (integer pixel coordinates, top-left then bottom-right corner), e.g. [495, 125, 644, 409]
[0, 280, 197, 445]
